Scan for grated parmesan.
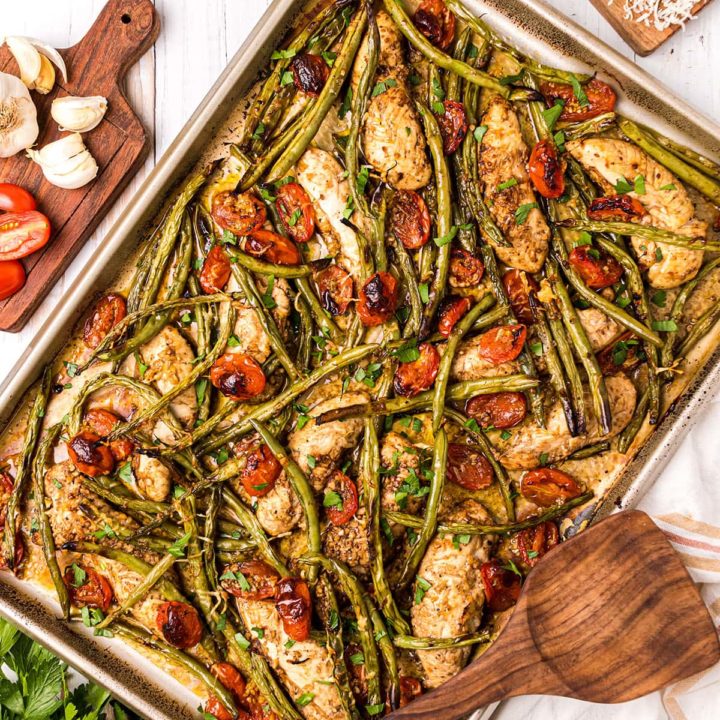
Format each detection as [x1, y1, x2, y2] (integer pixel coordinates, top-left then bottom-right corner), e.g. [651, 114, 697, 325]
[608, 0, 699, 31]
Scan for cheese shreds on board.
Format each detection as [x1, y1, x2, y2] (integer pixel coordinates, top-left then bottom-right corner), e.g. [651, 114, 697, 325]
[609, 0, 699, 31]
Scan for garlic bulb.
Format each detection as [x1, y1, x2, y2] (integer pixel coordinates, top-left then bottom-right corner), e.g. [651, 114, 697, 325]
[51, 95, 108, 133]
[4, 36, 68, 95]
[0, 71, 39, 158]
[27, 133, 99, 189]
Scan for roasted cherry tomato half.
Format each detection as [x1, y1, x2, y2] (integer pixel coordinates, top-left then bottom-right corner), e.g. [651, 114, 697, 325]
[275, 577, 312, 642]
[276, 182, 315, 243]
[68, 431, 115, 477]
[520, 467, 582, 507]
[568, 244, 623, 290]
[476, 324, 527, 364]
[597, 332, 643, 376]
[157, 600, 203, 649]
[389, 190, 432, 250]
[315, 264, 353, 316]
[200, 245, 232, 294]
[208, 663, 248, 718]
[0, 183, 37, 213]
[540, 78, 617, 122]
[63, 564, 114, 612]
[516, 520, 559, 568]
[210, 352, 266, 401]
[357, 271, 399, 327]
[204, 696, 238, 720]
[0, 210, 51, 261]
[239, 443, 282, 497]
[465, 391, 527, 429]
[413, 0, 456, 50]
[398, 676, 423, 708]
[587, 195, 647, 222]
[528, 139, 565, 199]
[325, 471, 359, 526]
[220, 559, 280, 600]
[212, 190, 266, 237]
[393, 342, 440, 398]
[436, 100, 468, 155]
[437, 295, 471, 337]
[246, 229, 301, 266]
[83, 408, 134, 462]
[481, 560, 522, 611]
[502, 269, 539, 325]
[83, 293, 127, 349]
[446, 442, 495, 490]
[291, 53, 330, 96]
[0, 260, 26, 300]
[449, 247, 484, 287]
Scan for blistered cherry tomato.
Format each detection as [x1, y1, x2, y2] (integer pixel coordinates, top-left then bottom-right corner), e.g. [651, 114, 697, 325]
[465, 392, 527, 429]
[63, 564, 114, 612]
[481, 560, 522, 611]
[0, 183, 37, 213]
[528, 139, 565, 199]
[476, 324, 527, 364]
[449, 247, 484, 287]
[68, 431, 115, 477]
[597, 332, 643, 376]
[540, 78, 617, 122]
[413, 0, 456, 50]
[0, 211, 51, 260]
[315, 265, 353, 315]
[325, 471, 359, 526]
[210, 662, 248, 711]
[204, 696, 236, 720]
[220, 559, 280, 600]
[393, 342, 440, 397]
[520, 467, 582, 507]
[157, 601, 203, 649]
[83, 408, 134, 462]
[210, 352, 266, 401]
[568, 245, 623, 290]
[200, 245, 232, 293]
[212, 190, 266, 237]
[275, 577, 312, 642]
[276, 182, 315, 243]
[588, 195, 647, 221]
[502, 269, 538, 325]
[239, 443, 282, 497]
[246, 229, 301, 265]
[446, 443, 494, 490]
[83, 293, 127, 349]
[516, 521, 559, 568]
[437, 295, 471, 337]
[436, 100, 468, 155]
[357, 271, 399, 327]
[389, 190, 431, 250]
[291, 53, 330, 96]
[398, 677, 423, 708]
[0, 260, 26, 300]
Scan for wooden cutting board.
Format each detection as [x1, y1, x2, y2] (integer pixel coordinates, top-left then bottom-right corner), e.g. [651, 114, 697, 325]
[590, 0, 714, 56]
[0, 0, 159, 332]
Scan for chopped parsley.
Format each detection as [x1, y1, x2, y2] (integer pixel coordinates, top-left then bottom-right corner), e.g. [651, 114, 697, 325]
[168, 532, 192, 558]
[474, 124, 488, 143]
[270, 48, 297, 60]
[515, 202, 538, 225]
[371, 78, 397, 97]
[652, 319, 678, 332]
[434, 225, 458, 247]
[497, 178, 518, 192]
[569, 75, 589, 107]
[414, 576, 432, 604]
[542, 100, 565, 131]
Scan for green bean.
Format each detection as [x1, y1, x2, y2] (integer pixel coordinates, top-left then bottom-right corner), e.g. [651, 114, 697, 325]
[447, 27, 473, 102]
[559, 112, 616, 139]
[568, 442, 610, 460]
[294, 276, 343, 344]
[394, 630, 491, 650]
[617, 388, 650, 454]
[390, 236, 423, 339]
[229, 249, 311, 278]
[677, 302, 720, 358]
[84, 477, 170, 515]
[365, 592, 400, 711]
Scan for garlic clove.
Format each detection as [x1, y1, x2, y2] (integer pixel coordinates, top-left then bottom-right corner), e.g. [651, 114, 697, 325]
[26, 133, 99, 189]
[0, 71, 39, 158]
[21, 37, 68, 84]
[51, 95, 108, 133]
[33, 55, 56, 95]
[40, 152, 99, 190]
[28, 132, 85, 168]
[6, 37, 42, 89]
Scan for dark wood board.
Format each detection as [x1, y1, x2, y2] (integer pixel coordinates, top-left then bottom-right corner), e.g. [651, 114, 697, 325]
[0, 0, 159, 332]
[590, 0, 713, 56]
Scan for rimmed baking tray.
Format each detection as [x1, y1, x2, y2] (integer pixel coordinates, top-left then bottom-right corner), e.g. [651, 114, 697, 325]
[0, 1, 718, 718]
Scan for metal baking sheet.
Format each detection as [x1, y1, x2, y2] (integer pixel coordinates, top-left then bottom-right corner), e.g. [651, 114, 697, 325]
[0, 1, 719, 718]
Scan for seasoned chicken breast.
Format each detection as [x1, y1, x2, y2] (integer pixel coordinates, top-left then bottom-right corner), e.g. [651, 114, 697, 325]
[479, 97, 550, 272]
[131, 454, 174, 502]
[232, 472, 303, 537]
[450, 335, 522, 381]
[578, 307, 622, 351]
[322, 506, 371, 579]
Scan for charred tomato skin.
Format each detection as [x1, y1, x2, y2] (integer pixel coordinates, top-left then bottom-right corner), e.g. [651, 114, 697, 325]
[239, 443, 282, 497]
[449, 247, 484, 287]
[437, 295, 471, 337]
[528, 139, 565, 199]
[325, 471, 359, 526]
[245, 229, 302, 266]
[200, 245, 232, 294]
[476, 324, 527, 364]
[588, 195, 647, 222]
[82, 408, 134, 462]
[516, 520, 559, 568]
[520, 467, 582, 507]
[540, 78, 617, 122]
[212, 190, 266, 237]
[63, 564, 114, 613]
[389, 190, 432, 250]
[465, 391, 527, 429]
[275, 577, 312, 641]
[68, 431, 115, 477]
[220, 559, 280, 600]
[502, 269, 539, 325]
[436, 100, 468, 155]
[315, 265, 353, 316]
[446, 443, 495, 490]
[157, 600, 203, 649]
[413, 0, 456, 50]
[276, 182, 315, 243]
[357, 271, 399, 327]
[481, 560, 522, 611]
[291, 53, 330, 96]
[83, 293, 127, 349]
[205, 662, 249, 720]
[393, 342, 440, 398]
[568, 245, 623, 290]
[210, 353, 266, 401]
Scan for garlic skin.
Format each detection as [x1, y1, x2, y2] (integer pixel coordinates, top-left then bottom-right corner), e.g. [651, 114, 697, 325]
[0, 71, 39, 158]
[27, 133, 99, 190]
[51, 95, 108, 133]
[3, 36, 68, 95]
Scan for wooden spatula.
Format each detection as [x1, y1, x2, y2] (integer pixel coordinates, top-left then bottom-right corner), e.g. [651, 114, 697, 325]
[390, 510, 720, 719]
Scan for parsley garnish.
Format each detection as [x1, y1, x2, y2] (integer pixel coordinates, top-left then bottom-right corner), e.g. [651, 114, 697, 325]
[515, 202, 538, 225]
[414, 576, 432, 604]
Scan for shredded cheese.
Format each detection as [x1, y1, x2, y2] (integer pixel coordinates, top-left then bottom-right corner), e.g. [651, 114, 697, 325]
[608, 0, 699, 31]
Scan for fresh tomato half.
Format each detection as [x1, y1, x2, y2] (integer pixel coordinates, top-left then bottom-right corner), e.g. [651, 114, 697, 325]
[83, 293, 127, 349]
[315, 264, 353, 315]
[413, 0, 456, 50]
[325, 471, 359, 525]
[449, 247, 484, 287]
[275, 577, 312, 641]
[200, 245, 232, 293]
[0, 260, 26, 300]
[476, 324, 527, 364]
[157, 601, 203, 649]
[220, 559, 280, 600]
[239, 443, 282, 497]
[0, 211, 51, 261]
[540, 78, 617, 122]
[393, 342, 440, 398]
[0, 184, 37, 213]
[63, 564, 114, 613]
[389, 190, 431, 250]
[276, 182, 316, 243]
[568, 244, 623, 290]
[210, 352, 266, 401]
[465, 391, 527, 429]
[246, 229, 302, 266]
[212, 190, 266, 237]
[588, 195, 647, 222]
[436, 100, 468, 155]
[357, 271, 399, 327]
[528, 139, 565, 199]
[520, 467, 582, 507]
[502, 269, 539, 325]
[437, 295, 471, 337]
[516, 521, 559, 569]
[481, 560, 522, 611]
[446, 443, 494, 490]
[68, 431, 116, 477]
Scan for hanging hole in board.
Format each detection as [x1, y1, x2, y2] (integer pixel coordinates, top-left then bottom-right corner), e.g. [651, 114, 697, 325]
[121, 13, 132, 24]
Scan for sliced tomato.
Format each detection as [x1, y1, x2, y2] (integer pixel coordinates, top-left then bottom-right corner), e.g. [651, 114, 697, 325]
[481, 560, 522, 611]
[437, 295, 471, 337]
[516, 521, 559, 569]
[325, 471, 359, 525]
[275, 577, 312, 641]
[157, 601, 203, 649]
[63, 564, 114, 612]
[447, 443, 494, 490]
[588, 195, 647, 221]
[597, 332, 643, 376]
[315, 265, 353, 316]
[210, 352, 266, 401]
[0, 183, 37, 213]
[357, 271, 399, 327]
[212, 190, 266, 236]
[246, 229, 301, 266]
[465, 392, 527, 429]
[449, 247, 484, 287]
[502, 269, 538, 325]
[520, 467, 582, 507]
[220, 559, 280, 600]
[476, 324, 527, 364]
[389, 190, 431, 250]
[0, 260, 25, 300]
[436, 100, 468, 155]
[200, 245, 232, 293]
[291, 53, 329, 96]
[239, 443, 282, 497]
[83, 293, 127, 349]
[393, 342, 440, 397]
[68, 431, 115, 477]
[413, 0, 456, 50]
[528, 139, 565, 199]
[568, 245, 623, 290]
[83, 408, 134, 462]
[0, 211, 51, 261]
[276, 182, 315, 243]
[540, 78, 617, 122]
